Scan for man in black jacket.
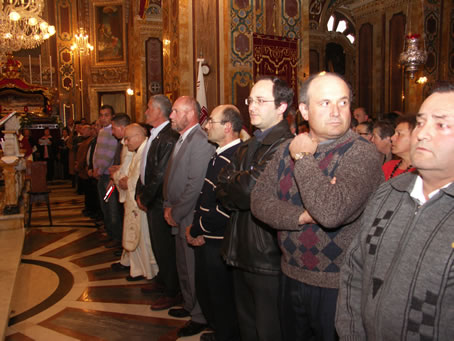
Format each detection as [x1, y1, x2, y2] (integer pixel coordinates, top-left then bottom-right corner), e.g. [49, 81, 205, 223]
[186, 105, 243, 341]
[216, 77, 294, 341]
[135, 95, 180, 309]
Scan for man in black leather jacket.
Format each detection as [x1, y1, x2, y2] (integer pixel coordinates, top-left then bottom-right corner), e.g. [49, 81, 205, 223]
[135, 95, 180, 309]
[216, 77, 294, 341]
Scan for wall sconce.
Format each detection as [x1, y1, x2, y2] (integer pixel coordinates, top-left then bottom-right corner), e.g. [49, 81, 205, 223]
[127, 88, 134, 96]
[416, 76, 427, 84]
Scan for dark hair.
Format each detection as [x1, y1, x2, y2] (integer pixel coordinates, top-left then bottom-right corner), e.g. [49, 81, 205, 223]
[194, 99, 202, 119]
[350, 117, 358, 128]
[221, 106, 243, 133]
[299, 72, 352, 106]
[62, 127, 69, 134]
[395, 113, 417, 131]
[373, 120, 395, 139]
[151, 94, 172, 118]
[112, 113, 131, 126]
[383, 112, 400, 127]
[357, 121, 373, 134]
[100, 104, 115, 116]
[257, 76, 294, 117]
[430, 83, 454, 94]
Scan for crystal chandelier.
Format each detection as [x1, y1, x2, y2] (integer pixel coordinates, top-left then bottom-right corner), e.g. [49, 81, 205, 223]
[70, 28, 94, 55]
[0, 0, 56, 57]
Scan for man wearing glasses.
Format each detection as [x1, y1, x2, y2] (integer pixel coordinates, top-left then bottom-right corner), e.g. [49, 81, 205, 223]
[216, 77, 294, 341]
[186, 105, 243, 341]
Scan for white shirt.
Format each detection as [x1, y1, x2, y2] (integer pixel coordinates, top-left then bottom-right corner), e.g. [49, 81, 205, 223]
[140, 121, 169, 184]
[215, 138, 241, 155]
[410, 175, 452, 205]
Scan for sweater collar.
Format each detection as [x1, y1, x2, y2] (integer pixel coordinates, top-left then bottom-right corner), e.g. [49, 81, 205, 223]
[390, 172, 454, 198]
[314, 129, 356, 153]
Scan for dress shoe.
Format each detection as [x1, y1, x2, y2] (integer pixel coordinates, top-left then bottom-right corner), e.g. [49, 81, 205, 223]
[110, 262, 129, 272]
[105, 240, 122, 248]
[177, 320, 208, 337]
[141, 281, 165, 294]
[200, 332, 216, 341]
[126, 275, 145, 282]
[168, 307, 190, 318]
[149, 294, 182, 311]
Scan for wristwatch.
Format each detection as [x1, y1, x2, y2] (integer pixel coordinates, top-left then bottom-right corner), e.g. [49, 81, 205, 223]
[293, 151, 313, 161]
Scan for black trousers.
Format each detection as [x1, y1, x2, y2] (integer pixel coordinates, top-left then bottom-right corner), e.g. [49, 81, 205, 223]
[83, 177, 100, 214]
[279, 273, 339, 341]
[194, 239, 240, 341]
[233, 269, 281, 341]
[146, 207, 179, 297]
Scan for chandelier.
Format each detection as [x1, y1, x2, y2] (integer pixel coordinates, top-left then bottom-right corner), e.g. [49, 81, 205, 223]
[70, 28, 94, 55]
[399, 34, 427, 79]
[399, 0, 427, 79]
[0, 0, 56, 57]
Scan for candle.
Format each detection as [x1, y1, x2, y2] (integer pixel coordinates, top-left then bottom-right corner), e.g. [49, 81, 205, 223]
[71, 104, 75, 119]
[28, 55, 32, 83]
[49, 55, 52, 88]
[39, 54, 42, 85]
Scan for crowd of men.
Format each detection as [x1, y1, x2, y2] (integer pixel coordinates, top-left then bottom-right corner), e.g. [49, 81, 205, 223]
[63, 72, 454, 341]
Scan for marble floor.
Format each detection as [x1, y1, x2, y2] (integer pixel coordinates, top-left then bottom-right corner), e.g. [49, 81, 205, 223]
[5, 181, 207, 341]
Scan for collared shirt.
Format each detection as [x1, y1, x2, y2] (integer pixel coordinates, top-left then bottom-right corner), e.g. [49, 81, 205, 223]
[172, 123, 199, 158]
[410, 175, 452, 205]
[140, 121, 169, 183]
[216, 138, 241, 155]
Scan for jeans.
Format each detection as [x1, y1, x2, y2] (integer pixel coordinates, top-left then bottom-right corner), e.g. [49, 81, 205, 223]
[97, 174, 123, 241]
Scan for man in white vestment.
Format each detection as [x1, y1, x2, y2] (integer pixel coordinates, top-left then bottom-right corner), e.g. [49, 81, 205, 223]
[115, 123, 159, 281]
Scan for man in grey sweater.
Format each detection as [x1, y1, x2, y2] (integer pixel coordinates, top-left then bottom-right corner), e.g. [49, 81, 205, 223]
[336, 85, 454, 340]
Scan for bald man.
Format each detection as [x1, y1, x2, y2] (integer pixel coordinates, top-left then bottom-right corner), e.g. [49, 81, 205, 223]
[163, 96, 215, 337]
[113, 124, 158, 281]
[186, 105, 243, 341]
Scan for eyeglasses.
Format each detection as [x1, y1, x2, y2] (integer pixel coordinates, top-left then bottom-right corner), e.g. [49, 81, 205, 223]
[206, 118, 225, 125]
[245, 97, 275, 106]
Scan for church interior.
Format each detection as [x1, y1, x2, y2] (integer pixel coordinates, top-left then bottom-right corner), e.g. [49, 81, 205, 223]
[0, 0, 453, 339]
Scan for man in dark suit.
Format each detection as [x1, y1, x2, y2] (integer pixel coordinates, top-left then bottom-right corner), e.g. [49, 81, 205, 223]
[163, 96, 215, 338]
[135, 95, 180, 308]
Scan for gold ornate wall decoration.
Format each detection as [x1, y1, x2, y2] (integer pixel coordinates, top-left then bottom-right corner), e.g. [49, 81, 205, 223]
[56, 0, 73, 41]
[91, 67, 128, 83]
[59, 48, 74, 91]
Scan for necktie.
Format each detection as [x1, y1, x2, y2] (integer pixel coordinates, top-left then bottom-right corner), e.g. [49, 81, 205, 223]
[172, 136, 184, 159]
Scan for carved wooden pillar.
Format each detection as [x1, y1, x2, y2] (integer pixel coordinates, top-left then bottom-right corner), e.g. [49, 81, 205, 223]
[0, 157, 20, 214]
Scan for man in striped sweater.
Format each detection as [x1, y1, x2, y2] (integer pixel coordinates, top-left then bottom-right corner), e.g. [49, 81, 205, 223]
[186, 105, 243, 341]
[336, 85, 454, 340]
[93, 105, 122, 245]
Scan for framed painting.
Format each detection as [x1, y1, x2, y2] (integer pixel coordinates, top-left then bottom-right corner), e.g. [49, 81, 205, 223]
[91, 0, 126, 66]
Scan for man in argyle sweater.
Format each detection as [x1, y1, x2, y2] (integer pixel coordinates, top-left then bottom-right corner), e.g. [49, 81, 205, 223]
[251, 72, 383, 340]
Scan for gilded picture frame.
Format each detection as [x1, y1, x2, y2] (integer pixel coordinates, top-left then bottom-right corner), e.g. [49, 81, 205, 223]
[91, 0, 126, 66]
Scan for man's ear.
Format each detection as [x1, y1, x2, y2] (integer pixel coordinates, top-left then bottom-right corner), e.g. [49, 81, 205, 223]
[224, 121, 232, 133]
[299, 102, 309, 121]
[277, 103, 288, 120]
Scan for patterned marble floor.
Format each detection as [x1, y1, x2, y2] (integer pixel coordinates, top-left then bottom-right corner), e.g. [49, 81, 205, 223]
[5, 181, 205, 341]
